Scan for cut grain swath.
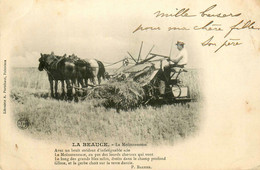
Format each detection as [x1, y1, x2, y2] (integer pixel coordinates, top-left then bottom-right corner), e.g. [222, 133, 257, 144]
[86, 79, 145, 111]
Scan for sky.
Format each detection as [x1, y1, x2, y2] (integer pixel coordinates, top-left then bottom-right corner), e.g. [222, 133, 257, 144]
[4, 0, 207, 68]
[3, 0, 259, 68]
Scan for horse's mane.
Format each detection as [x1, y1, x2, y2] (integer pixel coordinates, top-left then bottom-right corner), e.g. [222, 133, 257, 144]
[42, 54, 57, 65]
[42, 54, 66, 70]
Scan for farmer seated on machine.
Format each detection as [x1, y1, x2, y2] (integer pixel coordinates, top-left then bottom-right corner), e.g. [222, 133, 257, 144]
[164, 41, 188, 81]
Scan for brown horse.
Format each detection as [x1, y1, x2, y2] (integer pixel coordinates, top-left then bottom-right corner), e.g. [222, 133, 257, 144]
[38, 53, 77, 100]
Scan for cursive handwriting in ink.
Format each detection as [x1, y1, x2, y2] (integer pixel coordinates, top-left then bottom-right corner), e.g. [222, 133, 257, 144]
[154, 8, 196, 18]
[224, 20, 260, 38]
[200, 4, 241, 18]
[201, 36, 242, 53]
[201, 36, 217, 46]
[133, 24, 161, 33]
[215, 38, 242, 53]
[194, 21, 223, 31]
[168, 26, 190, 31]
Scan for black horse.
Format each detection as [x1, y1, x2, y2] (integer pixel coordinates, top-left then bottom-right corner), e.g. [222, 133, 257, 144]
[96, 60, 106, 85]
[69, 55, 106, 86]
[68, 54, 94, 88]
[38, 53, 77, 100]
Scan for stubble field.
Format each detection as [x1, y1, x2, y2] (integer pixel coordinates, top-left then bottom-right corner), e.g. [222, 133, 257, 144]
[11, 67, 202, 145]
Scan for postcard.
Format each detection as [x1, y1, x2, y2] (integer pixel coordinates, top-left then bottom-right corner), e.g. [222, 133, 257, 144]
[0, 0, 260, 169]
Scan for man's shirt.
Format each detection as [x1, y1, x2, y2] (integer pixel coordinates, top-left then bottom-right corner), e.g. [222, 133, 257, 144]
[170, 47, 188, 65]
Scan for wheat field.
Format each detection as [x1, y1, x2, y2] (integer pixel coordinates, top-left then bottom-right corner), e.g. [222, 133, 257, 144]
[11, 67, 202, 144]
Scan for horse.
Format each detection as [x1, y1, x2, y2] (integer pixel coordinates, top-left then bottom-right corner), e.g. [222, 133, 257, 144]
[83, 59, 106, 85]
[38, 53, 77, 100]
[96, 60, 106, 84]
[68, 54, 93, 88]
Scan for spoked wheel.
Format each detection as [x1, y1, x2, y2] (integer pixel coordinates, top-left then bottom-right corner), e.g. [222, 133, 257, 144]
[171, 84, 181, 98]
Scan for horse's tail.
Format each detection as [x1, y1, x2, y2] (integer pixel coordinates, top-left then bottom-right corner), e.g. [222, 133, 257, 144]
[96, 60, 106, 80]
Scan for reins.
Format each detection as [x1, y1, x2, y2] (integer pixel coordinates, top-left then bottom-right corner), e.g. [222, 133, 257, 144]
[103, 59, 125, 67]
[43, 67, 56, 80]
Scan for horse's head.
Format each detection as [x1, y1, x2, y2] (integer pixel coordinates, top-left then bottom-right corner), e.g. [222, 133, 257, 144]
[38, 53, 46, 71]
[38, 53, 57, 71]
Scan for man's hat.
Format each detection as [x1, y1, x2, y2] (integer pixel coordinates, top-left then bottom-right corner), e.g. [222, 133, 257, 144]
[176, 41, 185, 45]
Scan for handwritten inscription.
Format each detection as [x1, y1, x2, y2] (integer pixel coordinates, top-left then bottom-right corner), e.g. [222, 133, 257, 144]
[202, 36, 242, 53]
[224, 20, 260, 38]
[168, 26, 189, 31]
[153, 4, 241, 18]
[200, 4, 241, 18]
[201, 36, 217, 46]
[132, 4, 259, 53]
[215, 38, 242, 53]
[154, 8, 196, 18]
[194, 21, 223, 31]
[133, 24, 160, 33]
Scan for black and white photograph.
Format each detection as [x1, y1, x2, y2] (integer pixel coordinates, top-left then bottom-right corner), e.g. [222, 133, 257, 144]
[8, 1, 202, 144]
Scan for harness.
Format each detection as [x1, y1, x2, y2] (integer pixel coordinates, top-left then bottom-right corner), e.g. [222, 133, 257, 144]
[43, 56, 64, 80]
[44, 67, 55, 80]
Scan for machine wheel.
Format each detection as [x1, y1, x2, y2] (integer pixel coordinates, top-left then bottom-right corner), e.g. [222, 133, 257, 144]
[171, 85, 181, 98]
